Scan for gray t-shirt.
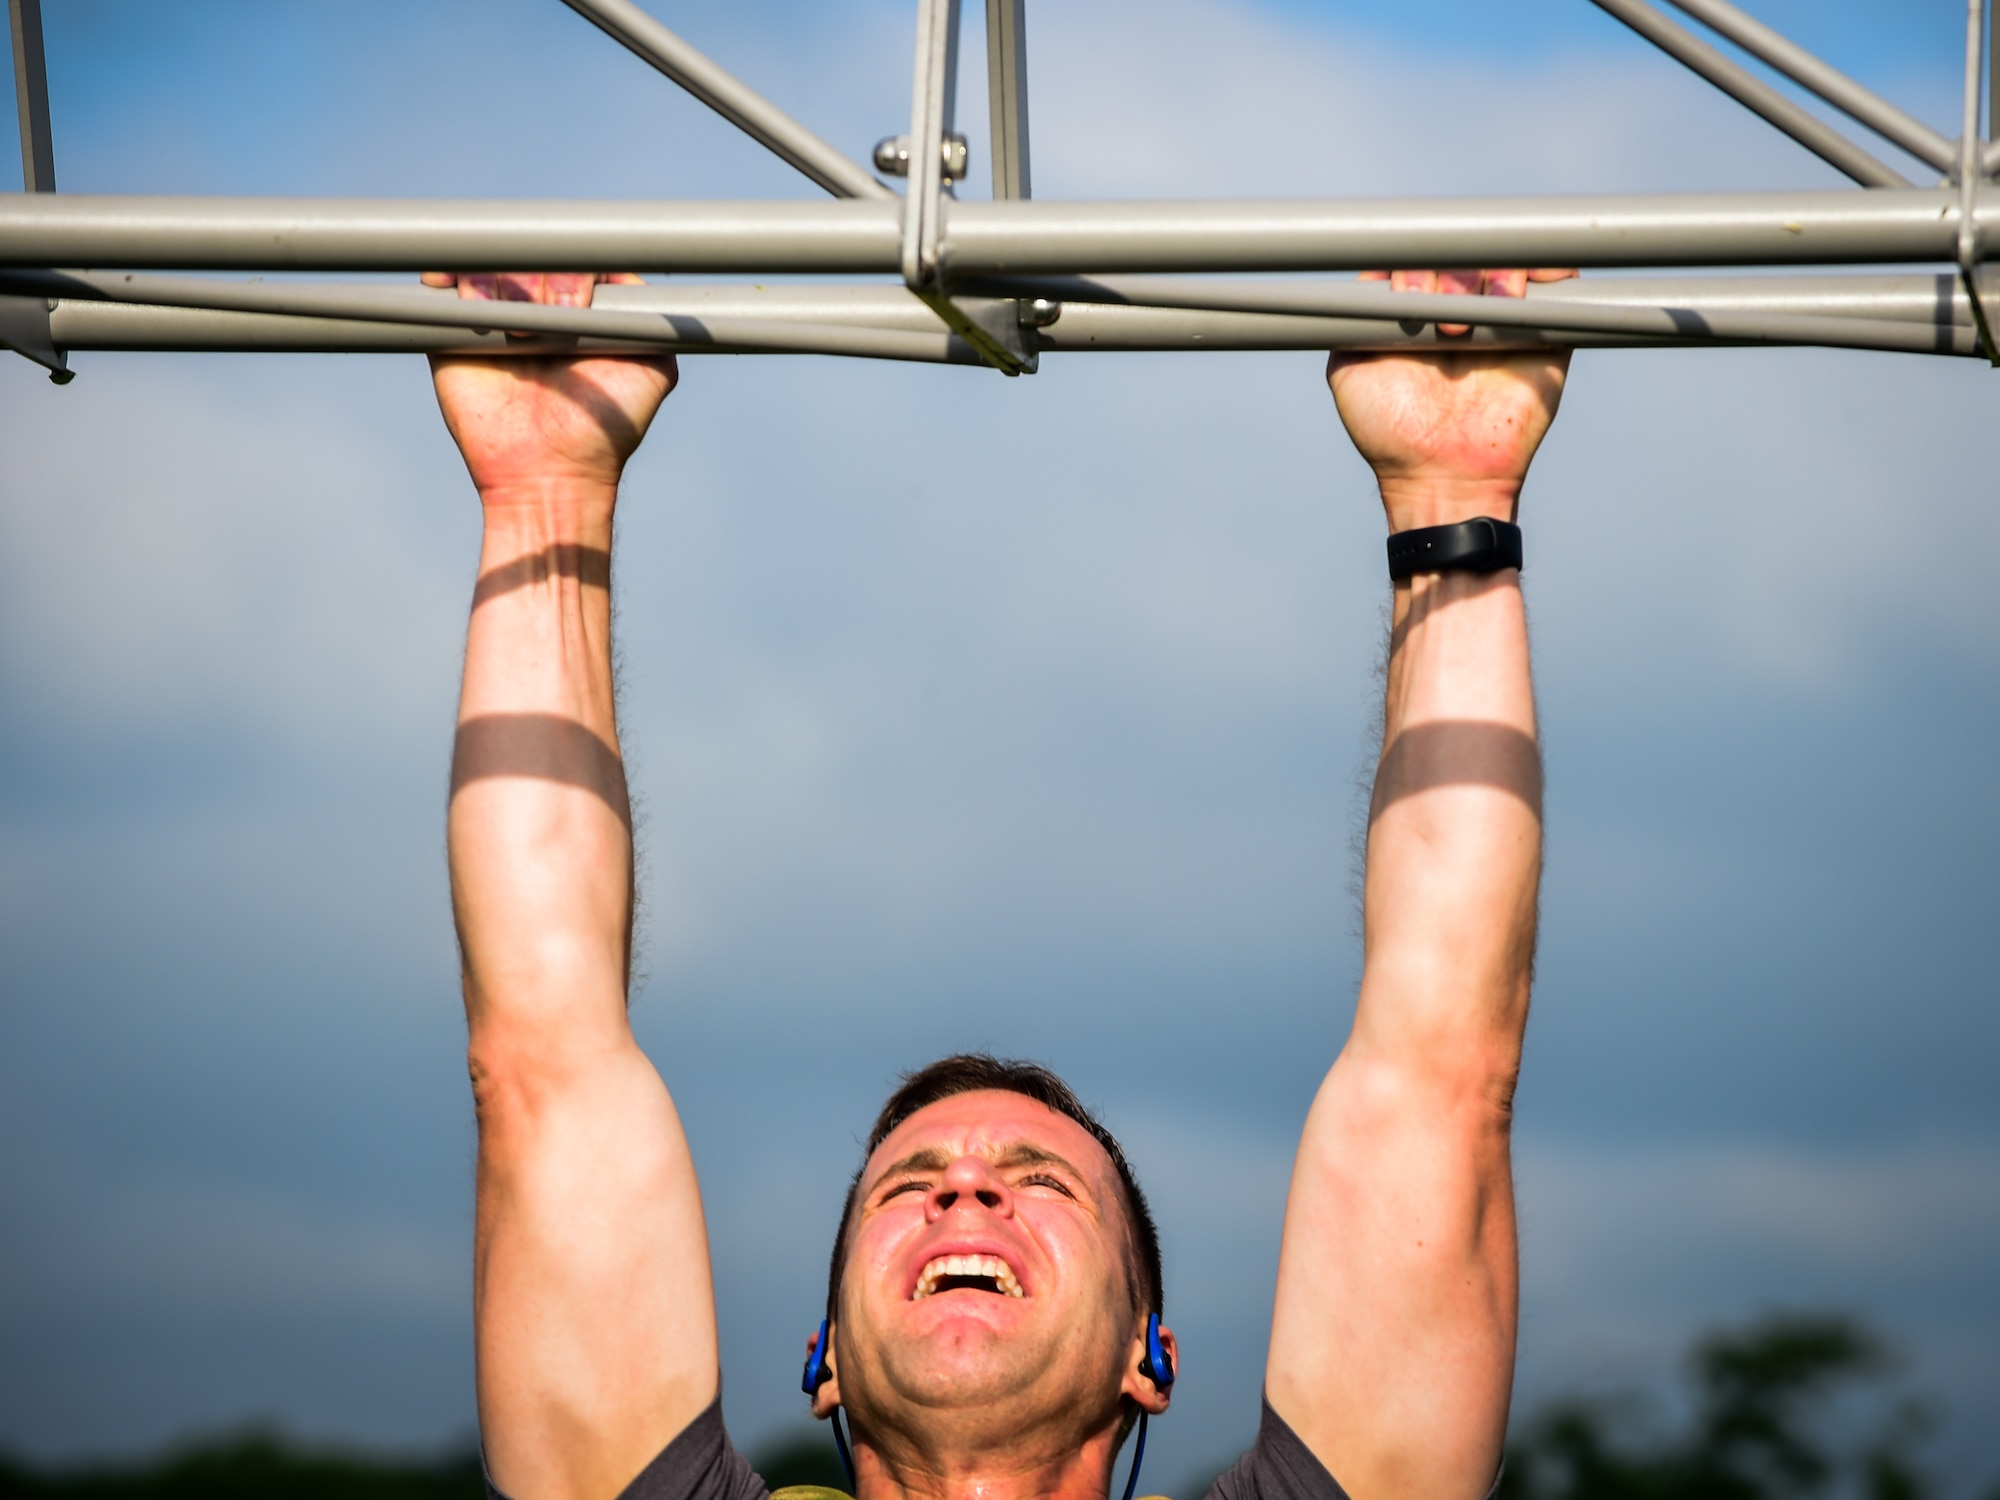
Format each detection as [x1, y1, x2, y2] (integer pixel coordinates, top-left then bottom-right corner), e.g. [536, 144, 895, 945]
[488, 1394, 1356, 1500]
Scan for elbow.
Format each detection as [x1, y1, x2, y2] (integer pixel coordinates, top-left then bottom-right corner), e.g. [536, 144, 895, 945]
[1335, 1036, 1526, 1144]
[464, 1008, 626, 1135]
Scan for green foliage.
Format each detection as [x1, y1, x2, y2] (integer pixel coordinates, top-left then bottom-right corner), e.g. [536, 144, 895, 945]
[751, 1429, 850, 1495]
[0, 1314, 1986, 1500]
[0, 1429, 486, 1499]
[1499, 1312, 1941, 1500]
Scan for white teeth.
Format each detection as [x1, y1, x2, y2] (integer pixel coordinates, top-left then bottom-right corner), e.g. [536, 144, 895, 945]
[911, 1253, 1024, 1300]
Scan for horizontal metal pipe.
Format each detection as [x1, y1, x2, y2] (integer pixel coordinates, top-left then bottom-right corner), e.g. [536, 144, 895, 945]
[34, 277, 1981, 359]
[962, 271, 1970, 348]
[1038, 300, 1978, 357]
[1663, 0, 1958, 173]
[557, 0, 892, 201]
[0, 189, 1985, 274]
[941, 191, 1978, 273]
[1587, 0, 1909, 188]
[0, 196, 903, 273]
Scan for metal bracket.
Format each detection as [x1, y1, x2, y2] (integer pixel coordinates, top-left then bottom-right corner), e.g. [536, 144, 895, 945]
[0, 291, 73, 381]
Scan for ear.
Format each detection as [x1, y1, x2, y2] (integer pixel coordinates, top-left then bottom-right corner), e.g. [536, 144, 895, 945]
[1120, 1321, 1177, 1416]
[806, 1323, 844, 1419]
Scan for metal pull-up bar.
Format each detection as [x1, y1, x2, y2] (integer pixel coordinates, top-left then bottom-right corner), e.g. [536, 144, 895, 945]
[2, 0, 1997, 379]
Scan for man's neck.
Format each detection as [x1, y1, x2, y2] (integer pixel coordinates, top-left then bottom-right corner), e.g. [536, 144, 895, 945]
[850, 1420, 1129, 1500]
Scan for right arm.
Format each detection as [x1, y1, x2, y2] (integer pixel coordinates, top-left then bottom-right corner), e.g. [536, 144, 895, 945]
[436, 272, 715, 1500]
[1264, 269, 1569, 1500]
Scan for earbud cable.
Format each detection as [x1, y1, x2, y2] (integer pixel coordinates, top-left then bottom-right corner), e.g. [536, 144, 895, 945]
[1120, 1412, 1150, 1500]
[832, 1408, 856, 1492]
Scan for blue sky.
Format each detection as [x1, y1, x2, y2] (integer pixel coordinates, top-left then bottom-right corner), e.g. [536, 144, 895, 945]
[4, 1, 1999, 1495]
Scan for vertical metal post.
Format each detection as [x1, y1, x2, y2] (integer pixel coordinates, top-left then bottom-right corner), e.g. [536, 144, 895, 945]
[8, 0, 55, 192]
[899, 0, 1030, 373]
[985, 0, 1030, 200]
[1990, 0, 1999, 146]
[902, 0, 960, 292]
[1958, 0, 1997, 363]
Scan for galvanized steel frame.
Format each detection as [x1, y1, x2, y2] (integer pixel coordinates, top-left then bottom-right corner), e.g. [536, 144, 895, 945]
[1, 0, 1996, 382]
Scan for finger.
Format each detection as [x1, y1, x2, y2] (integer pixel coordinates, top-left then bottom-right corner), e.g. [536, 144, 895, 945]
[420, 271, 457, 288]
[1430, 269, 1478, 337]
[1527, 268, 1580, 283]
[1390, 269, 1439, 294]
[495, 272, 542, 304]
[546, 272, 596, 308]
[457, 272, 500, 303]
[600, 272, 647, 286]
[1482, 269, 1528, 300]
[1357, 269, 1391, 284]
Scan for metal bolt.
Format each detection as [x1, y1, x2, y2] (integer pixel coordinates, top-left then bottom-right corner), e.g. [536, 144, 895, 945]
[872, 133, 970, 182]
[1018, 298, 1062, 328]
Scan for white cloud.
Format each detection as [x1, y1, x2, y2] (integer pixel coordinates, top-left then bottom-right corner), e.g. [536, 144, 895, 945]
[0, 357, 469, 755]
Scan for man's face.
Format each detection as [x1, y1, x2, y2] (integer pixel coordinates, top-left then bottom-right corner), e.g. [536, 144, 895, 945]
[827, 1090, 1143, 1459]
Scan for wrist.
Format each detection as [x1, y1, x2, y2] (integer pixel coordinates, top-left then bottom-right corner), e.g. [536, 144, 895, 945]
[476, 478, 621, 544]
[1377, 476, 1521, 534]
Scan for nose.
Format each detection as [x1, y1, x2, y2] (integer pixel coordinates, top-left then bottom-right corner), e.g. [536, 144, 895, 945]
[926, 1155, 1015, 1221]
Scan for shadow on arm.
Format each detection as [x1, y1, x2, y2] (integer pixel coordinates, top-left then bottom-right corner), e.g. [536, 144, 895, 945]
[451, 713, 632, 832]
[471, 545, 612, 609]
[1370, 720, 1543, 822]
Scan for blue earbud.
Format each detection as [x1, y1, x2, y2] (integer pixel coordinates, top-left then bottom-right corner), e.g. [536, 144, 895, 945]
[801, 1318, 856, 1491]
[1138, 1311, 1175, 1390]
[801, 1317, 834, 1395]
[1121, 1314, 1173, 1500]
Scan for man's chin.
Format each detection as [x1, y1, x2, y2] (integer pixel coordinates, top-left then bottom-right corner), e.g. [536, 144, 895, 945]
[880, 1315, 1052, 1411]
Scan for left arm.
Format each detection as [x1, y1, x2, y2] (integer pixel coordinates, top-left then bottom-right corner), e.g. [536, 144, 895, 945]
[1265, 269, 1572, 1500]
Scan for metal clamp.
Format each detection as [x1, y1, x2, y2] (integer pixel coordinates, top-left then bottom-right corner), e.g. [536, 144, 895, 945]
[0, 291, 72, 381]
[872, 133, 969, 182]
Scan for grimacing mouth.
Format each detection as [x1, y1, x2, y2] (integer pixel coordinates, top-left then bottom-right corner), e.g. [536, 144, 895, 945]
[912, 1253, 1024, 1300]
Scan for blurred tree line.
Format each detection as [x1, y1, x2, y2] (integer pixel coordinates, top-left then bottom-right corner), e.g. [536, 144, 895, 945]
[1495, 1313, 1994, 1500]
[1, 1312, 1992, 1499]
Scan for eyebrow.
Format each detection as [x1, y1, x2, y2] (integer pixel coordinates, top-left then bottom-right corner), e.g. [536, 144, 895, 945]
[865, 1142, 1092, 1199]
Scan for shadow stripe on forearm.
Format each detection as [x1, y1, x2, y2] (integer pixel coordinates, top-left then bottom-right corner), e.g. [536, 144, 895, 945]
[450, 713, 631, 830]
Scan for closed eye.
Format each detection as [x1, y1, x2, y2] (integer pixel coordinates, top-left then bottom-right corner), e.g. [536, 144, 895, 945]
[1017, 1172, 1075, 1198]
[879, 1180, 930, 1203]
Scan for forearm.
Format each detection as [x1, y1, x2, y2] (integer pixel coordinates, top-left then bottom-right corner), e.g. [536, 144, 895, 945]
[449, 481, 633, 1041]
[1355, 480, 1541, 1076]
[1357, 582, 1540, 1061]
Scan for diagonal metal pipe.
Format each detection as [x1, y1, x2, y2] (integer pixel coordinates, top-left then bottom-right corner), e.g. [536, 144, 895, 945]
[1587, 0, 1909, 188]
[557, 0, 892, 201]
[1664, 0, 1956, 174]
[0, 268, 968, 362]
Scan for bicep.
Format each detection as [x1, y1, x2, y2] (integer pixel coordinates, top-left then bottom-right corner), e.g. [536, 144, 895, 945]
[473, 1030, 718, 1500]
[1264, 1014, 1517, 1500]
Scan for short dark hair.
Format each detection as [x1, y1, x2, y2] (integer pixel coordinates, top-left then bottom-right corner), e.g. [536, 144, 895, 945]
[825, 1053, 1163, 1325]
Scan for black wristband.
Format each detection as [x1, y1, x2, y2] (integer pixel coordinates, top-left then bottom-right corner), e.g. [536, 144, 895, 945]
[1385, 517, 1523, 581]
